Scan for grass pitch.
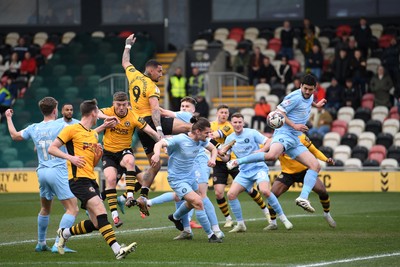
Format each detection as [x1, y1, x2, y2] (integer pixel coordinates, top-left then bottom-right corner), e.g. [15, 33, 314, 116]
[1, 191, 399, 266]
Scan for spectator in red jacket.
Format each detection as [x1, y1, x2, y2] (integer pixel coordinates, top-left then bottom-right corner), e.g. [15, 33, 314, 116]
[20, 51, 37, 77]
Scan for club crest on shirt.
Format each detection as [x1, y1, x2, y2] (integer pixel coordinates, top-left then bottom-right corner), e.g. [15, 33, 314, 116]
[223, 125, 231, 132]
[125, 121, 130, 127]
[244, 138, 250, 143]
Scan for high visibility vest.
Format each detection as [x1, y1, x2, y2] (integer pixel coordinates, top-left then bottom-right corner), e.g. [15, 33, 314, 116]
[188, 75, 204, 96]
[170, 76, 187, 98]
[0, 87, 12, 106]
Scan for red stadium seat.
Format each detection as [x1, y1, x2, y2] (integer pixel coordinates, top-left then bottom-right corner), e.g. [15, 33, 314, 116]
[118, 31, 133, 38]
[267, 38, 282, 53]
[288, 59, 301, 76]
[361, 93, 375, 110]
[379, 34, 395, 49]
[40, 42, 55, 58]
[368, 145, 387, 164]
[336, 25, 352, 38]
[228, 27, 244, 42]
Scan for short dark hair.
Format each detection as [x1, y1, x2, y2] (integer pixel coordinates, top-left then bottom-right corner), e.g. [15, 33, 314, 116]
[61, 103, 73, 109]
[145, 59, 161, 69]
[80, 99, 98, 116]
[181, 96, 197, 105]
[113, 91, 128, 101]
[217, 104, 229, 111]
[301, 74, 317, 87]
[190, 116, 210, 131]
[38, 97, 58, 116]
[231, 112, 244, 120]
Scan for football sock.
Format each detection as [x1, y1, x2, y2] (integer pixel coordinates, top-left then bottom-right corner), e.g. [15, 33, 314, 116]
[319, 194, 331, 212]
[268, 203, 277, 221]
[55, 213, 75, 245]
[216, 197, 230, 217]
[38, 214, 49, 243]
[228, 198, 243, 221]
[267, 193, 283, 216]
[300, 169, 318, 199]
[150, 192, 175, 206]
[248, 188, 267, 210]
[195, 208, 212, 235]
[203, 197, 219, 227]
[176, 200, 190, 228]
[237, 152, 265, 165]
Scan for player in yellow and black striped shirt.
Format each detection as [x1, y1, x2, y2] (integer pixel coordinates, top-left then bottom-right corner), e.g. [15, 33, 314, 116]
[97, 92, 160, 227]
[264, 134, 337, 230]
[48, 99, 137, 259]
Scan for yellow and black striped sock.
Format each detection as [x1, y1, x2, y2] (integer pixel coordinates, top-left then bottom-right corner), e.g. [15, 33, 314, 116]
[249, 189, 267, 210]
[268, 204, 277, 221]
[105, 189, 118, 212]
[319, 194, 330, 213]
[125, 171, 137, 195]
[97, 214, 117, 247]
[70, 220, 96, 235]
[140, 187, 149, 199]
[216, 197, 230, 217]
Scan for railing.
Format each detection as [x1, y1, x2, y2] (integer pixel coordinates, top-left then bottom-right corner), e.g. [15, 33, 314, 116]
[98, 73, 128, 97]
[205, 71, 249, 105]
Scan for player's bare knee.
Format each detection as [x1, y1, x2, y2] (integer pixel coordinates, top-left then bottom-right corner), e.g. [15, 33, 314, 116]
[260, 189, 270, 198]
[227, 191, 237, 201]
[192, 200, 204, 210]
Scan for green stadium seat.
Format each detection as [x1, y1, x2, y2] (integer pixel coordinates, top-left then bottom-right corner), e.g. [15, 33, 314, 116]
[52, 64, 67, 77]
[104, 52, 118, 65]
[87, 75, 101, 88]
[64, 86, 80, 101]
[58, 75, 73, 89]
[8, 160, 24, 168]
[0, 135, 12, 149]
[12, 99, 25, 112]
[2, 147, 18, 162]
[81, 64, 96, 76]
[110, 63, 123, 74]
[35, 87, 50, 101]
[98, 42, 112, 54]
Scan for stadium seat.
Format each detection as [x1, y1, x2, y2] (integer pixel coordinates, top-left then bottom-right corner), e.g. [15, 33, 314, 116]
[61, 31, 76, 44]
[319, 146, 333, 158]
[244, 27, 259, 42]
[240, 108, 255, 127]
[223, 39, 238, 54]
[288, 59, 301, 77]
[365, 119, 382, 135]
[363, 159, 379, 167]
[228, 27, 244, 42]
[323, 132, 341, 149]
[368, 145, 387, 164]
[376, 132, 394, 149]
[340, 133, 358, 148]
[270, 83, 286, 101]
[358, 132, 376, 150]
[267, 38, 282, 53]
[81, 64, 96, 76]
[265, 95, 279, 111]
[193, 39, 208, 50]
[331, 119, 348, 137]
[91, 31, 105, 38]
[63, 86, 80, 101]
[370, 23, 384, 39]
[344, 158, 363, 170]
[337, 106, 355, 122]
[2, 147, 18, 162]
[333, 145, 351, 163]
[33, 32, 49, 47]
[389, 106, 399, 120]
[118, 31, 133, 38]
[255, 83, 271, 100]
[253, 38, 268, 51]
[361, 94, 375, 110]
[382, 119, 400, 137]
[0, 135, 12, 149]
[308, 132, 323, 148]
[347, 119, 365, 137]
[58, 75, 73, 90]
[354, 107, 371, 123]
[380, 158, 399, 170]
[318, 36, 330, 51]
[351, 145, 369, 162]
[5, 32, 19, 47]
[7, 160, 24, 168]
[336, 24, 352, 37]
[378, 34, 395, 48]
[371, 106, 389, 122]
[214, 28, 230, 42]
[262, 49, 276, 60]
[366, 57, 381, 74]
[387, 145, 400, 163]
[52, 64, 67, 77]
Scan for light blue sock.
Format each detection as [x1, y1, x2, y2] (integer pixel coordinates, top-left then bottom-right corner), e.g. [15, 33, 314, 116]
[151, 192, 175, 206]
[300, 169, 318, 199]
[173, 201, 191, 220]
[237, 152, 265, 165]
[176, 201, 190, 228]
[55, 214, 75, 244]
[188, 209, 194, 221]
[195, 209, 212, 235]
[203, 197, 219, 227]
[38, 214, 49, 243]
[228, 198, 243, 221]
[267, 193, 283, 216]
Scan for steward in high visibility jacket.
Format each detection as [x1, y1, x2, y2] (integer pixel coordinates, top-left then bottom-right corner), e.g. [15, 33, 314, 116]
[168, 67, 187, 111]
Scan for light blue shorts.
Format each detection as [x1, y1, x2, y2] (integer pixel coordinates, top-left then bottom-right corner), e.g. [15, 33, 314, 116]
[233, 167, 270, 192]
[168, 178, 198, 200]
[37, 167, 75, 201]
[193, 159, 211, 184]
[272, 131, 307, 159]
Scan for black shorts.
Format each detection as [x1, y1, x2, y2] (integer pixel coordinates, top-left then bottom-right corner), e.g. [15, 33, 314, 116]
[275, 169, 307, 188]
[212, 161, 239, 185]
[139, 116, 174, 154]
[69, 178, 101, 210]
[102, 148, 134, 170]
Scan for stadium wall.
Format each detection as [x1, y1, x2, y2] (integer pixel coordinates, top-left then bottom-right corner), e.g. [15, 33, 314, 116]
[1, 169, 399, 193]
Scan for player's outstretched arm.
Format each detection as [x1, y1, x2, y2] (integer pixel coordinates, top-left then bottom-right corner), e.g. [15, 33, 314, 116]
[5, 109, 24, 141]
[122, 33, 136, 69]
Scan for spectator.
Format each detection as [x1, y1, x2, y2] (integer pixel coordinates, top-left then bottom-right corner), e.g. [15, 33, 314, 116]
[334, 34, 350, 59]
[381, 37, 400, 99]
[0, 83, 13, 122]
[187, 67, 204, 97]
[20, 51, 37, 78]
[313, 82, 326, 103]
[369, 65, 394, 108]
[353, 17, 372, 58]
[258, 56, 278, 85]
[195, 95, 209, 118]
[279, 20, 295, 60]
[308, 107, 333, 136]
[248, 46, 264, 85]
[168, 67, 187, 111]
[251, 96, 271, 130]
[306, 44, 323, 81]
[41, 8, 59, 24]
[233, 47, 251, 76]
[12, 37, 28, 61]
[301, 18, 316, 38]
[331, 48, 350, 86]
[277, 56, 292, 86]
[325, 77, 344, 110]
[349, 49, 367, 95]
[3, 52, 21, 79]
[300, 29, 320, 57]
[342, 78, 361, 110]
[63, 8, 77, 24]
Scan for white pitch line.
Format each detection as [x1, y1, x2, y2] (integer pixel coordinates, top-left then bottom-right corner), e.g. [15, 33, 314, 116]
[295, 252, 400, 267]
[0, 214, 315, 247]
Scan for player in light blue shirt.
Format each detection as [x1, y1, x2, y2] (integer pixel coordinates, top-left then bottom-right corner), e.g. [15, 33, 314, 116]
[220, 113, 293, 232]
[147, 97, 224, 239]
[5, 97, 78, 253]
[228, 74, 327, 213]
[151, 116, 222, 243]
[55, 103, 80, 125]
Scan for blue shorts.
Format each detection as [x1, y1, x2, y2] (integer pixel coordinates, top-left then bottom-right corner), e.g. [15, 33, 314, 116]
[233, 167, 270, 192]
[37, 167, 75, 201]
[272, 131, 307, 159]
[193, 157, 210, 184]
[168, 178, 198, 200]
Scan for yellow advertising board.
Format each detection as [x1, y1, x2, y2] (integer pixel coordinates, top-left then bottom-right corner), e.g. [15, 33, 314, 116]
[1, 169, 399, 193]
